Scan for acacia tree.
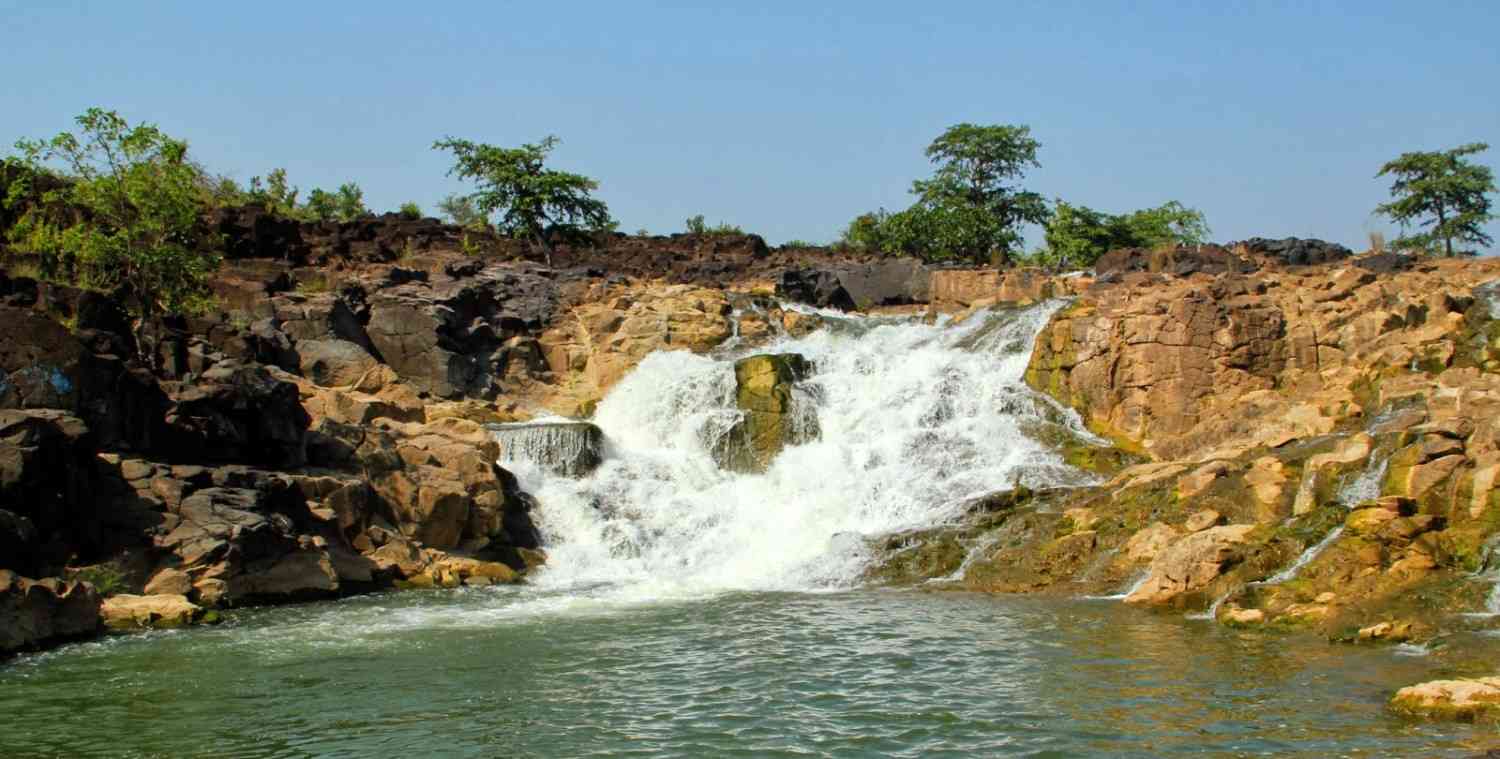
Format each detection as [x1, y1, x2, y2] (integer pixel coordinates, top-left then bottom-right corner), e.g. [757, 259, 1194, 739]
[6, 108, 220, 355]
[1376, 143, 1495, 256]
[433, 135, 611, 266]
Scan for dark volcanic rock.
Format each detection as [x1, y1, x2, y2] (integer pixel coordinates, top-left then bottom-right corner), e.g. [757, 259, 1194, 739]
[0, 410, 108, 577]
[1094, 245, 1255, 277]
[777, 258, 931, 311]
[1355, 251, 1415, 274]
[163, 361, 309, 468]
[0, 571, 102, 656]
[779, 269, 856, 311]
[1239, 237, 1353, 266]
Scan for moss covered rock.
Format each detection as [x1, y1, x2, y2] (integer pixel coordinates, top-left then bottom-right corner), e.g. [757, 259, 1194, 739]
[718, 353, 819, 473]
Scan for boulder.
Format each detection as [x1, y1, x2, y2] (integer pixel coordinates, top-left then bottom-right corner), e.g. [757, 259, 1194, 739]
[163, 361, 309, 468]
[1238, 237, 1352, 266]
[1125, 524, 1257, 606]
[0, 571, 101, 655]
[297, 338, 379, 387]
[100, 593, 202, 630]
[717, 353, 820, 473]
[1391, 677, 1500, 721]
[0, 410, 106, 577]
[777, 259, 930, 311]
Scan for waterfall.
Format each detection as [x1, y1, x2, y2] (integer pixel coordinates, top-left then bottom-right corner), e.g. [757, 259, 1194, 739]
[1262, 526, 1345, 585]
[1085, 570, 1150, 601]
[491, 421, 604, 477]
[518, 301, 1097, 600]
[1338, 454, 1388, 507]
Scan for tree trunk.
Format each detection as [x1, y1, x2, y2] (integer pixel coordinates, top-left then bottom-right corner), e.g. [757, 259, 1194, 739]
[1437, 205, 1451, 257]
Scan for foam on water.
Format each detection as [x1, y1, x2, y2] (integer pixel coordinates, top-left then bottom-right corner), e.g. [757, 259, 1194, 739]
[519, 302, 1097, 601]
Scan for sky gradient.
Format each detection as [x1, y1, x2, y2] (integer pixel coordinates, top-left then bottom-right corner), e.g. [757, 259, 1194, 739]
[3, 1, 1497, 250]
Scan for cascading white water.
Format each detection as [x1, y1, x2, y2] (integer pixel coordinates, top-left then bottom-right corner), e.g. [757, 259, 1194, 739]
[514, 301, 1098, 601]
[1338, 454, 1388, 507]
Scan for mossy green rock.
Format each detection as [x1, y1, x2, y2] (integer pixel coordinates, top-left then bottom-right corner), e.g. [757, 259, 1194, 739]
[719, 353, 818, 473]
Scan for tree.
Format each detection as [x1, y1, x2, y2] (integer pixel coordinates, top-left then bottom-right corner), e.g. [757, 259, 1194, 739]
[6, 108, 221, 354]
[1041, 200, 1209, 270]
[433, 135, 611, 266]
[839, 123, 1049, 265]
[303, 182, 367, 223]
[246, 168, 300, 216]
[1376, 143, 1495, 257]
[437, 193, 486, 229]
[398, 201, 423, 220]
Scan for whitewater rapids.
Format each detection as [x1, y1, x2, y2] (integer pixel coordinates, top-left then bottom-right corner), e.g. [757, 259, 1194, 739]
[506, 302, 1099, 601]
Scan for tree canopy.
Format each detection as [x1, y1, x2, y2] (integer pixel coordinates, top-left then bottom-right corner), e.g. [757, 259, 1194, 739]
[1376, 143, 1495, 256]
[840, 123, 1048, 265]
[433, 135, 612, 265]
[5, 108, 221, 329]
[1040, 200, 1209, 270]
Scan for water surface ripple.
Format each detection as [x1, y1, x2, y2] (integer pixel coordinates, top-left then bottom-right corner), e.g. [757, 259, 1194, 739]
[0, 589, 1487, 758]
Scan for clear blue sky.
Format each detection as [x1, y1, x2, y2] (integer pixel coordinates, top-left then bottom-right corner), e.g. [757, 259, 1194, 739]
[4, 1, 1497, 250]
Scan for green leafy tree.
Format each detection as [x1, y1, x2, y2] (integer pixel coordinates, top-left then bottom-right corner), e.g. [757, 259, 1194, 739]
[6, 108, 221, 352]
[303, 182, 367, 222]
[246, 168, 300, 215]
[1041, 200, 1209, 270]
[685, 214, 742, 236]
[433, 135, 611, 266]
[437, 193, 486, 229]
[839, 123, 1049, 264]
[838, 209, 893, 252]
[908, 123, 1049, 264]
[398, 201, 422, 220]
[1376, 143, 1495, 256]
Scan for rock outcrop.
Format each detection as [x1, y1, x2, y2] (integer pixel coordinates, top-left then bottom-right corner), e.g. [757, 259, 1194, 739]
[716, 353, 819, 473]
[0, 571, 101, 655]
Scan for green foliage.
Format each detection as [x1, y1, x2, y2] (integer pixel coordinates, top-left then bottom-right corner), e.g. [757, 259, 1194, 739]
[398, 201, 423, 220]
[6, 108, 221, 325]
[839, 209, 893, 252]
[1376, 143, 1495, 256]
[781, 239, 821, 248]
[1039, 199, 1210, 270]
[245, 168, 300, 215]
[304, 182, 368, 223]
[839, 123, 1049, 265]
[685, 214, 743, 236]
[437, 193, 486, 229]
[433, 135, 612, 265]
[72, 561, 130, 596]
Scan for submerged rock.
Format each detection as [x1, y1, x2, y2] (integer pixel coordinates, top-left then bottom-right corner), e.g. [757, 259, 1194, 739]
[490, 421, 604, 477]
[717, 353, 819, 473]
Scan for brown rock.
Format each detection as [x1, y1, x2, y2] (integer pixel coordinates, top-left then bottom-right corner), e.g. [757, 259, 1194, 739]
[1391, 677, 1500, 721]
[144, 567, 194, 597]
[1184, 509, 1223, 532]
[101, 593, 201, 630]
[1122, 523, 1182, 564]
[1125, 524, 1257, 606]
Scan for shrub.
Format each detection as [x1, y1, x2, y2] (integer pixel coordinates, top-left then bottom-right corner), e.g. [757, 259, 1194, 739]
[399, 201, 422, 220]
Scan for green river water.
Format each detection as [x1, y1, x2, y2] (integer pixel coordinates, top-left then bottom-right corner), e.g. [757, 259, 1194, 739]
[1, 587, 1494, 758]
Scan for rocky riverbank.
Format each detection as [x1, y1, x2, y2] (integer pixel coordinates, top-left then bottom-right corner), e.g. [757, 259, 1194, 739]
[5, 210, 1500, 722]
